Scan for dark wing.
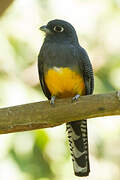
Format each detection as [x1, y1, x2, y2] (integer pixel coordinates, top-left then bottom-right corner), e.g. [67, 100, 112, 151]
[38, 48, 51, 100]
[78, 46, 94, 95]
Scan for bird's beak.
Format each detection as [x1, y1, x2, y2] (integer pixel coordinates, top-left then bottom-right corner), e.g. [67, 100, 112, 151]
[39, 25, 51, 34]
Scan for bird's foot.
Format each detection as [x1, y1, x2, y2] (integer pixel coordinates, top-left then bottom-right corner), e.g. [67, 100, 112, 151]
[50, 96, 56, 105]
[72, 94, 80, 102]
[117, 91, 120, 101]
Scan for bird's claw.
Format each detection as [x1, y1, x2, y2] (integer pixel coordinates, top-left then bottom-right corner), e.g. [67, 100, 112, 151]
[117, 91, 120, 101]
[50, 96, 56, 105]
[72, 94, 80, 102]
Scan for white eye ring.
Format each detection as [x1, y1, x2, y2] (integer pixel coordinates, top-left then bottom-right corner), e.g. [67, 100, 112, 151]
[53, 26, 64, 32]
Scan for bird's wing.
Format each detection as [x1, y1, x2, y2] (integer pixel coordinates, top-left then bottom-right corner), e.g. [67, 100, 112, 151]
[78, 46, 94, 95]
[38, 48, 51, 100]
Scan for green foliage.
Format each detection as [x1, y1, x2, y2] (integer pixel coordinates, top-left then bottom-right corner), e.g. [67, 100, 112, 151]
[35, 130, 49, 151]
[8, 36, 34, 69]
[9, 139, 54, 180]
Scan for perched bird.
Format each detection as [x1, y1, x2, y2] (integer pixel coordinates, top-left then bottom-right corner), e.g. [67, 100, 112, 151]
[38, 19, 94, 177]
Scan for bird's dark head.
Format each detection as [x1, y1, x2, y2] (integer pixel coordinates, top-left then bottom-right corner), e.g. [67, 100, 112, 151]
[40, 19, 78, 43]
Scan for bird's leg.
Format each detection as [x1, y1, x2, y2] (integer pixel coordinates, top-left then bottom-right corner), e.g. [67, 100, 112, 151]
[116, 91, 120, 101]
[72, 94, 80, 102]
[50, 95, 56, 105]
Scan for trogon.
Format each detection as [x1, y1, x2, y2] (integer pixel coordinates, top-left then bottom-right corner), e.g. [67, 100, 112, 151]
[38, 19, 94, 177]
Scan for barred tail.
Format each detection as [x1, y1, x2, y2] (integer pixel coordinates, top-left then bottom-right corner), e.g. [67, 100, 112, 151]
[66, 120, 90, 177]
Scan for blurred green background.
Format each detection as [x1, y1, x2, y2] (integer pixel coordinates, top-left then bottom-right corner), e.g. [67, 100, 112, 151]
[0, 0, 120, 180]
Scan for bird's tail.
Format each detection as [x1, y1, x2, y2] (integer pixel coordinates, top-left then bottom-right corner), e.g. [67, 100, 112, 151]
[66, 120, 90, 177]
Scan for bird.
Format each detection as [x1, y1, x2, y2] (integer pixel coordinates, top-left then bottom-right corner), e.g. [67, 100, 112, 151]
[38, 19, 94, 177]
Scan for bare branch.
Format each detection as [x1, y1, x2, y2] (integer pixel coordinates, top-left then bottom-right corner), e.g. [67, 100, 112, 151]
[0, 0, 14, 16]
[0, 91, 120, 134]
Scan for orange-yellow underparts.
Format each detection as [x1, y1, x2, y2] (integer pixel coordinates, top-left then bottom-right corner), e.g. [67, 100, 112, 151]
[45, 67, 85, 98]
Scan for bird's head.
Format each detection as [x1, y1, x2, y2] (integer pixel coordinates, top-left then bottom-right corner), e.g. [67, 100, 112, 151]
[40, 19, 78, 43]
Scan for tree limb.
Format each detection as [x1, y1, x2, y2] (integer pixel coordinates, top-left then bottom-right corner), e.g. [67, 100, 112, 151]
[0, 0, 14, 16]
[0, 91, 120, 134]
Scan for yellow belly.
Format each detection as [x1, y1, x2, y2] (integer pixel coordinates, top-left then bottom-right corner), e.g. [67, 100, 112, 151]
[45, 67, 85, 98]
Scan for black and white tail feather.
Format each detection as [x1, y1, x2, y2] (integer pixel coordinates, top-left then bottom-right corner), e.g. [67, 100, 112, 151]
[66, 120, 90, 176]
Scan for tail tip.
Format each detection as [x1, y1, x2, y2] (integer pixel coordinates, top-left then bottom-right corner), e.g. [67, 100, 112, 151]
[75, 171, 90, 177]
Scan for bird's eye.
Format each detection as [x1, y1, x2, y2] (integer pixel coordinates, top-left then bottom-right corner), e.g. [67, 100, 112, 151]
[53, 26, 64, 32]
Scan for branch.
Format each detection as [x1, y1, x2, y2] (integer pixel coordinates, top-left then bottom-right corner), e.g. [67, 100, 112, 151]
[0, 91, 120, 134]
[0, 0, 14, 16]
